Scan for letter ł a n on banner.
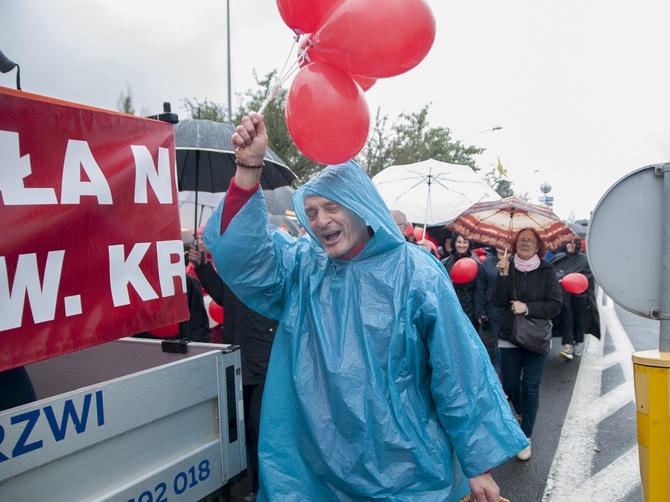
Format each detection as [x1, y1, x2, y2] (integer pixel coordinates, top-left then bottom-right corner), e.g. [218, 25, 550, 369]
[0, 87, 189, 371]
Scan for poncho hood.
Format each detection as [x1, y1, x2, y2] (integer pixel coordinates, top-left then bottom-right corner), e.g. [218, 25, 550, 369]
[293, 160, 405, 259]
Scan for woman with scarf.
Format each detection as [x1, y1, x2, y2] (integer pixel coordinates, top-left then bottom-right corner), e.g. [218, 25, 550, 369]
[549, 238, 601, 360]
[491, 228, 563, 461]
[441, 233, 480, 329]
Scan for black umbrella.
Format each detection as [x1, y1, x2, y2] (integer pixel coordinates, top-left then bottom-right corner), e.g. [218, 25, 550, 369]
[566, 221, 587, 238]
[175, 119, 297, 237]
[178, 186, 300, 236]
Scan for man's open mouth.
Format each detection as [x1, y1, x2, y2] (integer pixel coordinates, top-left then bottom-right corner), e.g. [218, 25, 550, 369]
[322, 230, 341, 244]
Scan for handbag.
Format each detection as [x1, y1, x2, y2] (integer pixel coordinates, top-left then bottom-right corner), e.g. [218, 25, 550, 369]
[511, 315, 553, 353]
[510, 265, 553, 353]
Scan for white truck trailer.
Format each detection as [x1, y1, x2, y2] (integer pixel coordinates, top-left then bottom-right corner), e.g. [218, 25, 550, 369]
[0, 339, 246, 501]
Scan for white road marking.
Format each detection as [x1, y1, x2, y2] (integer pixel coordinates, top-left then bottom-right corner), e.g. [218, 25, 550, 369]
[560, 448, 640, 501]
[543, 292, 641, 501]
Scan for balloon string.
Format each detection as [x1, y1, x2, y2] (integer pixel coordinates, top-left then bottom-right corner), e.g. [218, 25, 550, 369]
[296, 36, 315, 66]
[257, 35, 301, 114]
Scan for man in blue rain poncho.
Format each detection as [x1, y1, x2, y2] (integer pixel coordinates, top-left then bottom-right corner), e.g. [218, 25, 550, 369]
[203, 113, 528, 502]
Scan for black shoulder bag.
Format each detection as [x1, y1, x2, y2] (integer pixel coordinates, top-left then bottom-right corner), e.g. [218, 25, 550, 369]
[510, 267, 553, 354]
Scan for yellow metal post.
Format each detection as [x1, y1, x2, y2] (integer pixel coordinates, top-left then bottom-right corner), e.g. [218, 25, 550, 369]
[633, 350, 670, 501]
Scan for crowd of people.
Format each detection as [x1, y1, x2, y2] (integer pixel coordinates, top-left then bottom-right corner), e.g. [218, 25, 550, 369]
[392, 219, 599, 466]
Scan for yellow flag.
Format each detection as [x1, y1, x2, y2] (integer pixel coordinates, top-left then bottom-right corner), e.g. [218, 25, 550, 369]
[497, 157, 508, 177]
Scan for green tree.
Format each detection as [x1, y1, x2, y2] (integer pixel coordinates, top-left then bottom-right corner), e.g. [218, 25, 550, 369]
[178, 77, 519, 194]
[356, 105, 483, 177]
[483, 168, 515, 198]
[482, 168, 531, 200]
[234, 71, 320, 184]
[181, 97, 228, 122]
[355, 108, 395, 177]
[117, 85, 135, 115]
[179, 72, 319, 185]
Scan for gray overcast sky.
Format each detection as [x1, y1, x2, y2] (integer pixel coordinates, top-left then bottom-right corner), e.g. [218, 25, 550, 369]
[2, 0, 668, 220]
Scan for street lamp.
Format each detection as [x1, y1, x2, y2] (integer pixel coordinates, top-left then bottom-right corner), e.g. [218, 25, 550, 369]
[539, 182, 553, 208]
[477, 126, 503, 136]
[0, 49, 21, 90]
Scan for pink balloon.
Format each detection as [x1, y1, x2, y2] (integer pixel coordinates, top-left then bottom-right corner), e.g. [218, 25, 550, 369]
[561, 273, 589, 295]
[450, 258, 478, 285]
[286, 62, 370, 165]
[277, 0, 342, 34]
[314, 0, 436, 78]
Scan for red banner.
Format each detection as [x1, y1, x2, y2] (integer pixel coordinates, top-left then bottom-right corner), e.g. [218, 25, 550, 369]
[0, 87, 189, 371]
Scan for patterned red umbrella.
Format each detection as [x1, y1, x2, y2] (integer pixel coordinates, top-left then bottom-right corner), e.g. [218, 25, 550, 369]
[446, 197, 579, 252]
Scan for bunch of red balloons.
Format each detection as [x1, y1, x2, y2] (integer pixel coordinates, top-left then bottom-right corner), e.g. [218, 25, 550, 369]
[279, 0, 436, 165]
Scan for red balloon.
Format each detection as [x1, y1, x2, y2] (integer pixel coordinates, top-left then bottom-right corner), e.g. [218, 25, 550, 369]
[413, 227, 427, 242]
[150, 323, 180, 338]
[277, 0, 342, 34]
[286, 62, 370, 165]
[450, 258, 478, 285]
[351, 74, 376, 92]
[298, 35, 377, 91]
[209, 300, 224, 325]
[314, 0, 436, 78]
[561, 273, 589, 295]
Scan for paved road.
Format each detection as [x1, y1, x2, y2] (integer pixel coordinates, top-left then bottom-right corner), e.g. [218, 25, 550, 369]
[494, 292, 653, 501]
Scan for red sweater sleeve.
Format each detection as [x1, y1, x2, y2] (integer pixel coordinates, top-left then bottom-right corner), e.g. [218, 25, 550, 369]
[220, 178, 261, 234]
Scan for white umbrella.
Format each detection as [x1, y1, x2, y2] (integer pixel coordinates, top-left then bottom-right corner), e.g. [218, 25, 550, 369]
[372, 159, 501, 226]
[178, 191, 224, 234]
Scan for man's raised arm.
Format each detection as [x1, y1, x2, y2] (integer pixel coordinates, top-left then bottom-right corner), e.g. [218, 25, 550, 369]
[231, 112, 268, 190]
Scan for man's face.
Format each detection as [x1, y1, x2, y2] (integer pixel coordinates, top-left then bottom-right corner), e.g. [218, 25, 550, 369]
[304, 195, 370, 260]
[392, 212, 408, 236]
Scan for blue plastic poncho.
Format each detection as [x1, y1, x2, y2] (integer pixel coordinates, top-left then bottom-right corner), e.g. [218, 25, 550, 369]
[204, 161, 527, 501]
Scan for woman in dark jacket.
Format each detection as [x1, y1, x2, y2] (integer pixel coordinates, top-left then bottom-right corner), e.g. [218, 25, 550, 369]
[549, 238, 601, 360]
[491, 227, 562, 461]
[441, 233, 480, 329]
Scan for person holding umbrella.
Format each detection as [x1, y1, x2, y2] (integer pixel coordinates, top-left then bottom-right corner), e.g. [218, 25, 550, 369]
[202, 112, 527, 501]
[492, 228, 563, 461]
